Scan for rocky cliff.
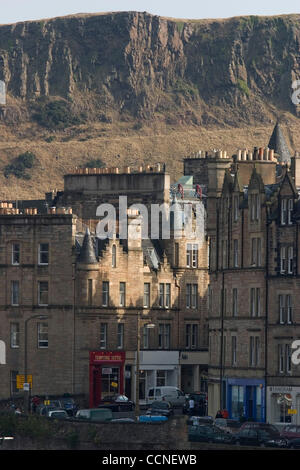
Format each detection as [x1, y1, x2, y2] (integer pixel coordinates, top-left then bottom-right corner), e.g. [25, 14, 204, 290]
[0, 11, 299, 198]
[0, 11, 300, 125]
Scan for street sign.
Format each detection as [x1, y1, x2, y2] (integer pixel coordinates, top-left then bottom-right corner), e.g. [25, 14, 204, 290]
[111, 382, 118, 388]
[23, 383, 30, 391]
[16, 375, 32, 389]
[288, 409, 298, 415]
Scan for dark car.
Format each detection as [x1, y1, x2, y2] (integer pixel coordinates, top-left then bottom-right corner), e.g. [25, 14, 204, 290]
[97, 395, 135, 412]
[188, 424, 235, 444]
[58, 397, 78, 416]
[234, 426, 287, 448]
[187, 415, 214, 426]
[286, 438, 300, 449]
[146, 400, 173, 417]
[214, 418, 242, 433]
[183, 392, 207, 416]
[280, 424, 300, 441]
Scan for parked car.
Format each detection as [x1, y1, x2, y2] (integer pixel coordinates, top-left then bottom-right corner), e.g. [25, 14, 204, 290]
[139, 415, 168, 423]
[187, 415, 214, 426]
[47, 409, 69, 420]
[240, 421, 279, 433]
[233, 426, 288, 448]
[75, 408, 113, 422]
[146, 387, 185, 407]
[146, 401, 173, 417]
[97, 395, 135, 412]
[214, 418, 241, 433]
[36, 404, 61, 416]
[280, 424, 300, 441]
[188, 424, 236, 444]
[183, 392, 207, 415]
[286, 438, 300, 449]
[57, 397, 78, 416]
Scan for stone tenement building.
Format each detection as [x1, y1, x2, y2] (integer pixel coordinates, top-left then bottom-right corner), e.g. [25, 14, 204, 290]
[0, 165, 209, 407]
[184, 122, 300, 427]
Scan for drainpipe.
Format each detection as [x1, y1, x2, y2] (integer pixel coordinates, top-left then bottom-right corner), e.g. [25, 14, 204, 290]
[265, 207, 270, 422]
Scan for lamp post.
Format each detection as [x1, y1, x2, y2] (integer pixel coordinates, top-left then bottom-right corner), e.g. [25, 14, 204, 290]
[24, 314, 48, 413]
[135, 313, 155, 418]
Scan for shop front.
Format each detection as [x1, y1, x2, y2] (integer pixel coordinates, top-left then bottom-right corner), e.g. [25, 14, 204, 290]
[137, 351, 180, 404]
[267, 386, 300, 427]
[89, 351, 125, 407]
[226, 378, 265, 422]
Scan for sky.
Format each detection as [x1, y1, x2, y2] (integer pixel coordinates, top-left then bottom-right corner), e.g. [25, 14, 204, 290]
[0, 0, 299, 24]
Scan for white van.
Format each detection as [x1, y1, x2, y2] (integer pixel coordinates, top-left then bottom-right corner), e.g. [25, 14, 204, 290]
[146, 386, 186, 407]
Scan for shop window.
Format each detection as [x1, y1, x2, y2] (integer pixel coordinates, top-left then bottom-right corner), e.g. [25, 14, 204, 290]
[272, 393, 292, 423]
[156, 370, 167, 387]
[231, 385, 244, 419]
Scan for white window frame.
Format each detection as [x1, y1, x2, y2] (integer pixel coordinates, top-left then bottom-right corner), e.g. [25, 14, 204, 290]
[143, 283, 150, 308]
[12, 243, 20, 265]
[281, 199, 287, 225]
[38, 243, 49, 265]
[288, 246, 293, 274]
[102, 281, 109, 307]
[37, 322, 48, 348]
[280, 247, 286, 273]
[119, 282, 126, 307]
[11, 280, 19, 306]
[10, 322, 20, 348]
[38, 281, 49, 306]
[288, 199, 293, 225]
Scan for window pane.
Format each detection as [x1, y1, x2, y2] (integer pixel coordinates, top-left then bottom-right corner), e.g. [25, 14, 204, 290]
[11, 281, 19, 305]
[38, 322, 48, 348]
[102, 282, 109, 306]
[12, 244, 20, 265]
[38, 281, 48, 305]
[100, 324, 107, 349]
[39, 243, 49, 264]
[144, 283, 150, 308]
[10, 323, 19, 348]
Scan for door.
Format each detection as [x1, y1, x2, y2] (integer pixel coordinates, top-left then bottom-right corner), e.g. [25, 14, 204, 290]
[246, 386, 255, 420]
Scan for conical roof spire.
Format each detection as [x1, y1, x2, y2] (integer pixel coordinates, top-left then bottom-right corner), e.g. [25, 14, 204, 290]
[268, 122, 291, 163]
[78, 228, 98, 264]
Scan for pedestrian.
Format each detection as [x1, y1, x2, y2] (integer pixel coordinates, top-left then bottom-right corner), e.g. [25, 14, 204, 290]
[221, 409, 229, 419]
[189, 397, 195, 415]
[215, 410, 222, 418]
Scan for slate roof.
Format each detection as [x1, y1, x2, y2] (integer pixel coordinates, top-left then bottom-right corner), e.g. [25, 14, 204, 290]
[77, 228, 98, 264]
[268, 122, 292, 163]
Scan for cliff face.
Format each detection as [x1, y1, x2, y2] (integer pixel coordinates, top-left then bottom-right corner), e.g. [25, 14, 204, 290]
[0, 11, 300, 126]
